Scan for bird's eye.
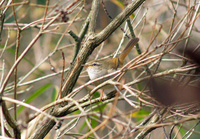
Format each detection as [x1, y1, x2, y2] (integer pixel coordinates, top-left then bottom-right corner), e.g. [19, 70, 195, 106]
[93, 63, 97, 66]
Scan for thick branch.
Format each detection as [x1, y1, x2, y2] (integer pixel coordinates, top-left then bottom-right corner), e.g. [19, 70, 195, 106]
[95, 0, 145, 44]
[88, 0, 99, 34]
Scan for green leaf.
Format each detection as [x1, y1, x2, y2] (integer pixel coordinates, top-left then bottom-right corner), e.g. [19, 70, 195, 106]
[92, 91, 100, 98]
[90, 115, 99, 128]
[93, 103, 107, 112]
[51, 86, 59, 102]
[111, 0, 124, 9]
[92, 91, 107, 111]
[79, 119, 87, 132]
[37, 0, 46, 5]
[79, 116, 98, 137]
[137, 82, 142, 91]
[131, 108, 150, 122]
[178, 125, 186, 136]
[17, 83, 51, 116]
[110, 0, 135, 18]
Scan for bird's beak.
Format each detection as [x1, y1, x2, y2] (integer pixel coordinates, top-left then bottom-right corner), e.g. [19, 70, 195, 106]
[82, 64, 89, 67]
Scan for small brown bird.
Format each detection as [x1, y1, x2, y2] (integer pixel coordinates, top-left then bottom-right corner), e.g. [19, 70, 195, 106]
[83, 38, 139, 99]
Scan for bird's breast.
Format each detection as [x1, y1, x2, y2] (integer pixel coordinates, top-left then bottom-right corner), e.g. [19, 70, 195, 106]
[87, 66, 117, 80]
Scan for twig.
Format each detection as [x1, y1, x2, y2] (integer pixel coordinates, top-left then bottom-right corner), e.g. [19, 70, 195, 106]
[2, 101, 20, 138]
[71, 11, 89, 63]
[12, 0, 21, 123]
[59, 50, 65, 99]
[0, 12, 5, 43]
[0, 105, 5, 137]
[2, 96, 58, 122]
